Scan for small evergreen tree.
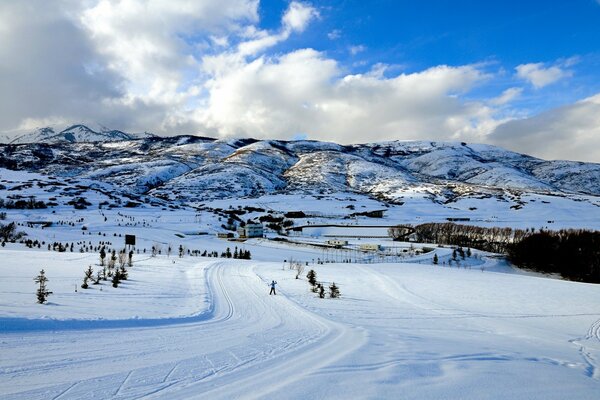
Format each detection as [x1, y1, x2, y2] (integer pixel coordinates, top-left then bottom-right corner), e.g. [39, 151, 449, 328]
[119, 264, 128, 280]
[433, 254, 439, 265]
[99, 247, 106, 266]
[112, 269, 121, 288]
[179, 245, 184, 258]
[34, 269, 52, 304]
[329, 282, 340, 298]
[307, 269, 317, 286]
[452, 249, 457, 260]
[466, 247, 472, 257]
[128, 250, 134, 267]
[81, 265, 93, 289]
[318, 283, 325, 299]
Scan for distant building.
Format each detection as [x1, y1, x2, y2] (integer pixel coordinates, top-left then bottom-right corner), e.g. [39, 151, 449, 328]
[359, 244, 381, 251]
[350, 210, 386, 218]
[217, 232, 234, 239]
[284, 211, 306, 218]
[325, 239, 348, 247]
[238, 223, 264, 238]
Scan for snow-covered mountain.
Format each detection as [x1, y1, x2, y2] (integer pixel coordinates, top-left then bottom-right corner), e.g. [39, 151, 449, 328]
[6, 124, 155, 144]
[1, 135, 599, 205]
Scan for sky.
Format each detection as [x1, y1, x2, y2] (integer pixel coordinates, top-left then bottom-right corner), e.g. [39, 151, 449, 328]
[1, 0, 600, 162]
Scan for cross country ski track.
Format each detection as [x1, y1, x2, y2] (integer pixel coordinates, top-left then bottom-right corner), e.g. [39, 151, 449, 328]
[1, 260, 364, 400]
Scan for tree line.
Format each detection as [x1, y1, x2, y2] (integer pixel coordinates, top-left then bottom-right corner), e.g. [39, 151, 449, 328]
[506, 229, 600, 283]
[390, 223, 600, 283]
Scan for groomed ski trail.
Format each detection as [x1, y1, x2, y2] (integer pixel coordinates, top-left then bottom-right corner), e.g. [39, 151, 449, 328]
[1, 260, 365, 399]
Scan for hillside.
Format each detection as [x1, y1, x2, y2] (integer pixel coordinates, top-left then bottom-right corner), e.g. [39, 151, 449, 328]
[1, 131, 599, 202]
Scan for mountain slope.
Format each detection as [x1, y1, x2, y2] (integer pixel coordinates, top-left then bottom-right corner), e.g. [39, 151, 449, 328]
[1, 135, 599, 205]
[7, 124, 156, 144]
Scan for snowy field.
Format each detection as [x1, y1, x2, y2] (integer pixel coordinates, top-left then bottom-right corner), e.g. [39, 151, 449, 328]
[2, 165, 600, 399]
[2, 239, 600, 399]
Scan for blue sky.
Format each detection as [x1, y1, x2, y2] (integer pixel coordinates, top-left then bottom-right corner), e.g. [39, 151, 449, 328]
[1, 0, 600, 161]
[261, 0, 600, 109]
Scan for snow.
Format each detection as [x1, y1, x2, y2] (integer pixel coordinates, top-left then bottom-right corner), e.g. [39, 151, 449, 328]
[2, 234, 600, 399]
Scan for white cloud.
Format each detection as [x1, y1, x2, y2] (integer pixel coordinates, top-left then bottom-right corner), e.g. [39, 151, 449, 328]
[282, 1, 319, 33]
[489, 87, 523, 106]
[197, 48, 498, 143]
[0, 1, 125, 132]
[349, 45, 366, 55]
[327, 29, 341, 40]
[489, 93, 600, 162]
[81, 0, 258, 101]
[515, 62, 571, 88]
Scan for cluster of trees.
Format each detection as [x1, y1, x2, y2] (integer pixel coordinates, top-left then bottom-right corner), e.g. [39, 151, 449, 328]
[1, 221, 25, 242]
[399, 222, 600, 283]
[413, 222, 528, 253]
[150, 244, 251, 260]
[507, 229, 600, 283]
[306, 269, 340, 299]
[0, 197, 47, 209]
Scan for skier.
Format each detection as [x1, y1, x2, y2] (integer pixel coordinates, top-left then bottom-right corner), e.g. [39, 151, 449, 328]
[269, 280, 277, 295]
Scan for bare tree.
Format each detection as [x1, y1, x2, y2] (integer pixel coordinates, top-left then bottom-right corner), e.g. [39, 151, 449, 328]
[118, 250, 127, 269]
[292, 262, 305, 279]
[152, 243, 162, 257]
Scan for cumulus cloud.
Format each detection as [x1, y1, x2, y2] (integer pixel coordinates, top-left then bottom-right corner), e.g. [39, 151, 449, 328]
[197, 48, 497, 143]
[282, 1, 319, 32]
[0, 1, 125, 132]
[489, 94, 600, 162]
[0, 0, 259, 134]
[515, 62, 571, 88]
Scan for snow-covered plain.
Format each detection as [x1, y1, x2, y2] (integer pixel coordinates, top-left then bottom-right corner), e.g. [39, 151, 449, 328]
[2, 236, 600, 399]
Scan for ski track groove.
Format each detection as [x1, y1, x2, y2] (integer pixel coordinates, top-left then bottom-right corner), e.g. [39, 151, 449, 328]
[50, 382, 78, 400]
[114, 370, 133, 397]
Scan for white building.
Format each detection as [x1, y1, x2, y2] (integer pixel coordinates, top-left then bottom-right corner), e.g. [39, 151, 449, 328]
[325, 239, 348, 247]
[359, 244, 381, 251]
[239, 223, 264, 238]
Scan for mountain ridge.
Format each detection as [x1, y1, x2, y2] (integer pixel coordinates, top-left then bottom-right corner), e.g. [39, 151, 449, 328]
[1, 132, 599, 207]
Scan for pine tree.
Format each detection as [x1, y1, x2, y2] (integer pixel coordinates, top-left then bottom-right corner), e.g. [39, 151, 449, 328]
[112, 269, 121, 288]
[433, 254, 439, 265]
[466, 247, 472, 257]
[452, 249, 457, 260]
[119, 264, 128, 280]
[329, 282, 340, 298]
[34, 269, 52, 304]
[99, 247, 106, 266]
[318, 284, 325, 299]
[81, 265, 93, 289]
[307, 269, 317, 286]
[233, 246, 238, 259]
[179, 245, 184, 258]
[94, 270, 102, 285]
